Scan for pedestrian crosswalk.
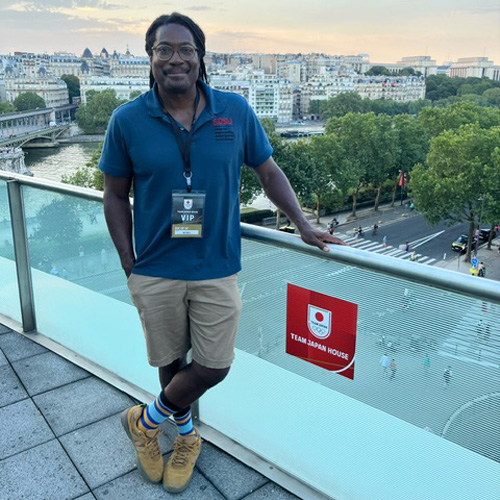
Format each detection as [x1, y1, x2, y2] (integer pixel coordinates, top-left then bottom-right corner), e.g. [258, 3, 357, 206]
[438, 302, 500, 368]
[341, 227, 437, 265]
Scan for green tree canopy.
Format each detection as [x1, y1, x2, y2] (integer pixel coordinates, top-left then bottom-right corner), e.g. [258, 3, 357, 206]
[325, 112, 377, 215]
[483, 88, 500, 107]
[61, 141, 104, 190]
[365, 66, 391, 76]
[418, 101, 500, 138]
[76, 89, 125, 133]
[0, 102, 15, 114]
[410, 124, 500, 260]
[60, 75, 80, 101]
[13, 92, 46, 111]
[129, 90, 143, 100]
[321, 92, 367, 119]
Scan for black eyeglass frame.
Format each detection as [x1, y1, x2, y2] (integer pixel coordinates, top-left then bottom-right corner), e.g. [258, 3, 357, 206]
[151, 44, 198, 61]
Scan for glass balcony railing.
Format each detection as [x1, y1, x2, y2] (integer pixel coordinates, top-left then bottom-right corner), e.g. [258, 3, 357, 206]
[1, 170, 499, 500]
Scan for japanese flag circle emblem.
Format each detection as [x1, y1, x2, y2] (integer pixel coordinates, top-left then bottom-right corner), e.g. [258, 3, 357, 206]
[307, 305, 332, 339]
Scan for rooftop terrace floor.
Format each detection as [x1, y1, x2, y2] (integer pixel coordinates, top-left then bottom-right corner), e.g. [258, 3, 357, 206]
[0, 323, 300, 500]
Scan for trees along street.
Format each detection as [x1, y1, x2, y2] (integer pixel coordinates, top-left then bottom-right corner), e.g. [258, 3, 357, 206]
[411, 123, 500, 262]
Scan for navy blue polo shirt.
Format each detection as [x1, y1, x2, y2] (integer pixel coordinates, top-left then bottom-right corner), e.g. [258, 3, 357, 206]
[99, 81, 273, 280]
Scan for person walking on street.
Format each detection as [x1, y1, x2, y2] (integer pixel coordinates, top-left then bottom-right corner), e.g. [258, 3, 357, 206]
[389, 359, 397, 379]
[405, 241, 410, 252]
[477, 262, 486, 277]
[379, 353, 391, 375]
[423, 354, 430, 375]
[383, 235, 387, 248]
[100, 12, 346, 494]
[443, 366, 453, 389]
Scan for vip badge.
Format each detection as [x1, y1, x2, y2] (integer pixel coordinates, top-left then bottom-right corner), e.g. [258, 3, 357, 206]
[307, 305, 332, 339]
[183, 198, 193, 210]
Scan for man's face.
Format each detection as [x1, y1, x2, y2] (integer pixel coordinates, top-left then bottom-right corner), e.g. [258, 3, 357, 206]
[150, 23, 200, 96]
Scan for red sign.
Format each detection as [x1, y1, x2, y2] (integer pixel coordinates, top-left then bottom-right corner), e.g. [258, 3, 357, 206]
[286, 284, 358, 380]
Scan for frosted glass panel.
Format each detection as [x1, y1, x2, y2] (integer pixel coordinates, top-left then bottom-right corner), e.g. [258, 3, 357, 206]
[0, 180, 21, 323]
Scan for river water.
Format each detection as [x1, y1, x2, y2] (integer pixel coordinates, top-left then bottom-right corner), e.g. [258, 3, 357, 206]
[24, 142, 100, 182]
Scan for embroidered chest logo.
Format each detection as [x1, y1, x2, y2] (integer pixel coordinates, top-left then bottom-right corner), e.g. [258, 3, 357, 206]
[212, 117, 235, 142]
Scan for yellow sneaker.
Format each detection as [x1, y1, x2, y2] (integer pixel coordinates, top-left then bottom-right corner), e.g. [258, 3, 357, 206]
[120, 405, 163, 483]
[163, 430, 201, 493]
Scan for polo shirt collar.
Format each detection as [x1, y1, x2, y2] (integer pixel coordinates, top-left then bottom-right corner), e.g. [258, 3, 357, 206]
[145, 80, 226, 118]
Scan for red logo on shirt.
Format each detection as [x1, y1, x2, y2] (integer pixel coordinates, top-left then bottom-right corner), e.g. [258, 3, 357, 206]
[212, 118, 233, 126]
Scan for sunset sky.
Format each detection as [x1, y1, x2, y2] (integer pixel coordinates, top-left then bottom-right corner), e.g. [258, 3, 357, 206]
[1, 0, 499, 64]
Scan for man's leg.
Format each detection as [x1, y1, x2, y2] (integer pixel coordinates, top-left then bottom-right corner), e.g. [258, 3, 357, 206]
[161, 275, 241, 493]
[123, 276, 191, 484]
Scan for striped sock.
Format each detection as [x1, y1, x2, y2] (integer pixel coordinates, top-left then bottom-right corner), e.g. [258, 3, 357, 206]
[174, 407, 197, 437]
[137, 392, 181, 432]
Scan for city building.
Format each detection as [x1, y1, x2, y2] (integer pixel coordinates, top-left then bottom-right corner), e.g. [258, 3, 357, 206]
[79, 77, 149, 103]
[448, 57, 500, 81]
[397, 56, 438, 76]
[4, 74, 69, 107]
[210, 72, 293, 123]
[355, 75, 426, 101]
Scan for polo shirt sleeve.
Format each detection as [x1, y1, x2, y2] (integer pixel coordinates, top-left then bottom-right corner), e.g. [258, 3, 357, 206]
[243, 102, 273, 168]
[98, 111, 132, 178]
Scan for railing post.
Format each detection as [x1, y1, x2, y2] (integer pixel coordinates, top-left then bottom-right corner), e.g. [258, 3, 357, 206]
[7, 179, 36, 332]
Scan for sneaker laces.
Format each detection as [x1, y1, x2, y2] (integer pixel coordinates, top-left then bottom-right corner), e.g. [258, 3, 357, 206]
[136, 428, 162, 461]
[171, 438, 197, 468]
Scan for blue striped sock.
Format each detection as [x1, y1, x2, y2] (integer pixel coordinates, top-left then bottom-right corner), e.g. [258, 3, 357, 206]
[174, 408, 197, 437]
[138, 393, 178, 432]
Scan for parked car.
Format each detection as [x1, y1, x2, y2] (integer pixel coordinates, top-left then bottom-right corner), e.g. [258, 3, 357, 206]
[451, 234, 477, 253]
[478, 228, 497, 241]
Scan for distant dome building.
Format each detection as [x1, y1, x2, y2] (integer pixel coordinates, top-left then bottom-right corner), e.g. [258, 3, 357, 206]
[100, 48, 109, 58]
[82, 48, 93, 59]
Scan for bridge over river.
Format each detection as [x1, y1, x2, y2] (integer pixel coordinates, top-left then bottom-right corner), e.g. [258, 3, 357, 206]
[0, 105, 76, 148]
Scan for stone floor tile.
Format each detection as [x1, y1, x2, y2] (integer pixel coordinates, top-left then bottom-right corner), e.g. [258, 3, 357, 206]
[0, 439, 89, 500]
[75, 495, 97, 500]
[33, 377, 133, 436]
[240, 482, 301, 500]
[0, 324, 12, 334]
[0, 331, 47, 362]
[196, 442, 269, 500]
[12, 351, 91, 396]
[0, 398, 54, 459]
[0, 364, 28, 408]
[94, 468, 226, 500]
[0, 348, 8, 367]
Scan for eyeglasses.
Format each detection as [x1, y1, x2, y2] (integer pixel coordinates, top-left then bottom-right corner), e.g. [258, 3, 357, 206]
[152, 44, 198, 61]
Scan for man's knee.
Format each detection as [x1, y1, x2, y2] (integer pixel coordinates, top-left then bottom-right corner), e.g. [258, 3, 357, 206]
[192, 361, 230, 389]
[159, 357, 186, 388]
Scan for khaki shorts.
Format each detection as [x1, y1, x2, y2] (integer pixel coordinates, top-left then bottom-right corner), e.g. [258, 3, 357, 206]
[127, 273, 242, 369]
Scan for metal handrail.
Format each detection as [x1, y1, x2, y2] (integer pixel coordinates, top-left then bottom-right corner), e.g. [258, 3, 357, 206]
[2, 170, 499, 307]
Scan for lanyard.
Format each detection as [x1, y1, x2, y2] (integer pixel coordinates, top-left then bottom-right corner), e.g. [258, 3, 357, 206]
[166, 87, 200, 193]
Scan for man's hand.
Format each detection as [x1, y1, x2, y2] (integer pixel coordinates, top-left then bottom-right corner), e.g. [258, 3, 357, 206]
[297, 226, 349, 252]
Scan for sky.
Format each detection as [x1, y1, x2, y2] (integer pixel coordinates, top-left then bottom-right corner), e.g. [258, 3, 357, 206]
[0, 0, 499, 64]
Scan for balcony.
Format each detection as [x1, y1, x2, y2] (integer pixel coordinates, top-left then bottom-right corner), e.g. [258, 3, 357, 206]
[0, 172, 499, 500]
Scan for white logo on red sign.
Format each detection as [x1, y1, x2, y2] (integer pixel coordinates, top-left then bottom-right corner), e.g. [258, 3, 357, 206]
[183, 199, 193, 210]
[307, 305, 332, 339]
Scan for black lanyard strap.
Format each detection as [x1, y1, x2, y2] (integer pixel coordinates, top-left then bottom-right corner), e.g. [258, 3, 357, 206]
[167, 87, 200, 193]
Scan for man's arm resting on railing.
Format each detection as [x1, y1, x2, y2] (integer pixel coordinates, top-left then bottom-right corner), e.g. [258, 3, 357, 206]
[103, 173, 135, 277]
[253, 157, 347, 252]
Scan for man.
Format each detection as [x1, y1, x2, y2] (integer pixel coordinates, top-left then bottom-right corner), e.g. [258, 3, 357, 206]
[100, 12, 346, 494]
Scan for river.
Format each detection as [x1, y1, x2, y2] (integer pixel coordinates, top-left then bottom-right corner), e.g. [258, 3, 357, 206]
[24, 142, 100, 182]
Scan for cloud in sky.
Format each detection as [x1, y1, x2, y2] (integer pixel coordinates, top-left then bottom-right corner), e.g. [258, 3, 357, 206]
[4, 0, 123, 11]
[0, 0, 498, 63]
